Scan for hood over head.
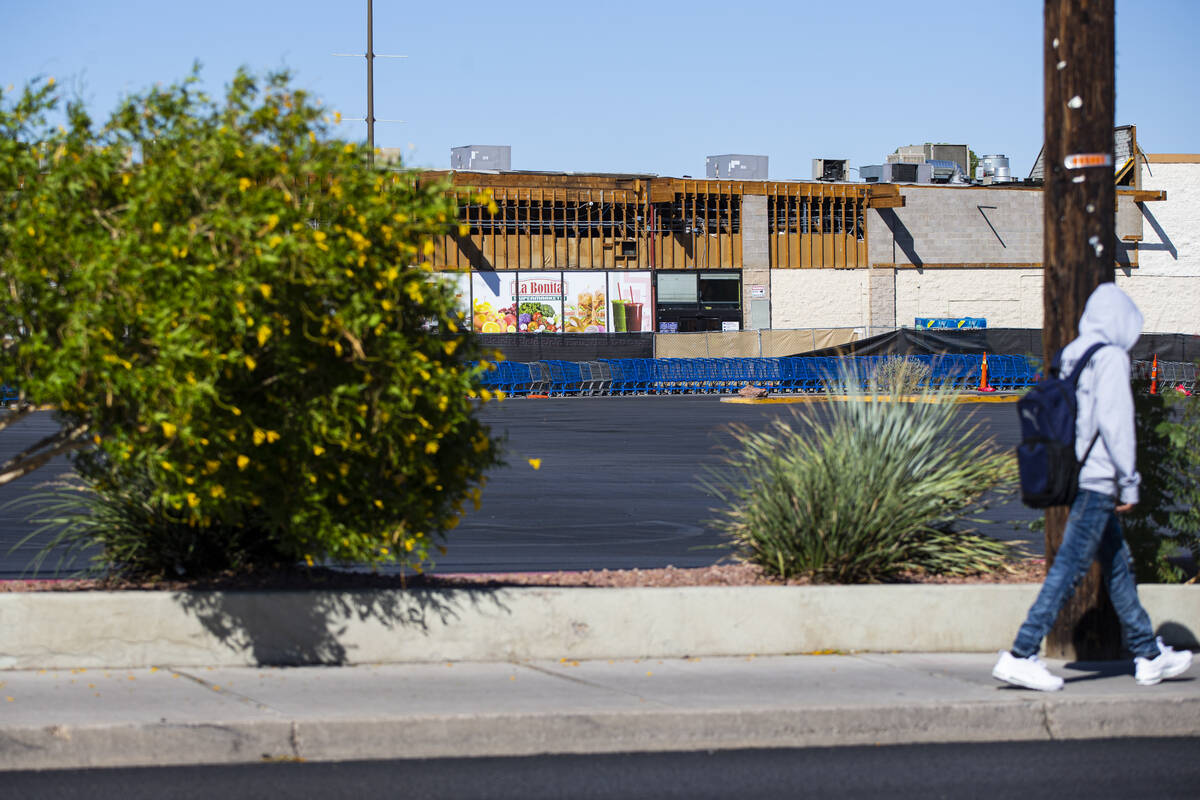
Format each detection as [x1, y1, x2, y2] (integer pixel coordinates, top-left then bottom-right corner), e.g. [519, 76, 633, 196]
[1077, 283, 1143, 352]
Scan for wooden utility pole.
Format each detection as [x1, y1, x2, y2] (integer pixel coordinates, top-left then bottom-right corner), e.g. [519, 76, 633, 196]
[1042, 0, 1120, 660]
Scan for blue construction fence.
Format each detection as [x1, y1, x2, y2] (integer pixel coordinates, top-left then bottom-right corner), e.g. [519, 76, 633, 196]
[472, 354, 1039, 397]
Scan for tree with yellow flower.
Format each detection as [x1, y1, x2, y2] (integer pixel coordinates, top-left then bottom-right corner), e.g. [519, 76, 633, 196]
[1, 68, 501, 578]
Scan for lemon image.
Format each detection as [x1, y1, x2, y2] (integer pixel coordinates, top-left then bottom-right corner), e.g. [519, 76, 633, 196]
[481, 321, 502, 333]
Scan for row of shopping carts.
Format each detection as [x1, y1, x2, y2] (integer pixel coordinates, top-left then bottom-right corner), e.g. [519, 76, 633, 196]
[473, 354, 1043, 397]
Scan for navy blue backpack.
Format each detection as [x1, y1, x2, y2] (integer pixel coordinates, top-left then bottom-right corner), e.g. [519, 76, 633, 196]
[1016, 342, 1106, 509]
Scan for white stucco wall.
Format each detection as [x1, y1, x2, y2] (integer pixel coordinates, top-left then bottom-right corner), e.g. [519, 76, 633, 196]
[894, 269, 1044, 329]
[1117, 159, 1200, 334]
[771, 269, 867, 329]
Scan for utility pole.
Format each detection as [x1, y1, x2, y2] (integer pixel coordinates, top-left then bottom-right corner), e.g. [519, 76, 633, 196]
[333, 1, 405, 168]
[366, 0, 374, 166]
[1042, 0, 1120, 660]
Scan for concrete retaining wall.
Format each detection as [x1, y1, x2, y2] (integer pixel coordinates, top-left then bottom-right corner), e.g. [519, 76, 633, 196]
[3, 584, 1197, 670]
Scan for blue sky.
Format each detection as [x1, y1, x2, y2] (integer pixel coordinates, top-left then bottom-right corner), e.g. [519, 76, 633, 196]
[2, 0, 1196, 179]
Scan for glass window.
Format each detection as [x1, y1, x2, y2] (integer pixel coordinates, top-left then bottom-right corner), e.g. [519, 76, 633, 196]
[699, 273, 740, 303]
[657, 273, 698, 304]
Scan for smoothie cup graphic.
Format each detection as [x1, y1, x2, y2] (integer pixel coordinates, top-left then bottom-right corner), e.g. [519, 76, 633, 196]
[624, 302, 643, 332]
[611, 299, 627, 332]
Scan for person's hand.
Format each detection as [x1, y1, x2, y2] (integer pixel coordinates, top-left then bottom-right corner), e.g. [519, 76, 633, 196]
[1115, 503, 1136, 514]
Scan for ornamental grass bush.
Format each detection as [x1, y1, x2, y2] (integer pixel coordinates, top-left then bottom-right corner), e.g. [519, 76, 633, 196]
[706, 381, 1018, 583]
[1, 70, 501, 579]
[871, 356, 931, 395]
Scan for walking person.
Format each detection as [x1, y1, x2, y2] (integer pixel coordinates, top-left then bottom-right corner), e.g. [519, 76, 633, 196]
[993, 284, 1192, 691]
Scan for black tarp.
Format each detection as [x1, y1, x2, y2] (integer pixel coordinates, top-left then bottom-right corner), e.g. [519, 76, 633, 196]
[798, 328, 1200, 363]
[480, 333, 654, 363]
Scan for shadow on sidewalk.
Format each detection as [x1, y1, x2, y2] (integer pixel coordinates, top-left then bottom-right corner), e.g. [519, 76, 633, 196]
[173, 585, 512, 666]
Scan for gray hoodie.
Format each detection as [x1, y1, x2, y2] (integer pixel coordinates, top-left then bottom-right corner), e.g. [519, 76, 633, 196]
[1057, 283, 1143, 505]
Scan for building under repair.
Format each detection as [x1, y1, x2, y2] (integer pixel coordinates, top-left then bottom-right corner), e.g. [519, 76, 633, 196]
[393, 126, 1197, 355]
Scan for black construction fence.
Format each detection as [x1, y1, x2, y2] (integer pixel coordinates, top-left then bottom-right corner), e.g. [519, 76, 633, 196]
[479, 333, 654, 364]
[800, 327, 1200, 364]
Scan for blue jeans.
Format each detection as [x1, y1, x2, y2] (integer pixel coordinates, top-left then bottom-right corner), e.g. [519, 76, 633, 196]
[1012, 489, 1158, 660]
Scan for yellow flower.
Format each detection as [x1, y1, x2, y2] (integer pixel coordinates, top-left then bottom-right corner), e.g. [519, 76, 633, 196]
[152, 222, 162, 234]
[266, 213, 279, 230]
[404, 539, 415, 552]
[238, 177, 251, 192]
[160, 461, 173, 471]
[244, 355, 257, 371]
[259, 283, 272, 299]
[121, 173, 131, 186]
[266, 430, 280, 443]
[381, 299, 392, 311]
[333, 110, 342, 123]
[380, 546, 389, 556]
[528, 458, 542, 470]
[236, 455, 250, 470]
[313, 445, 325, 456]
[253, 430, 266, 446]
[305, 554, 315, 566]
[373, 500, 384, 509]
[422, 240, 435, 257]
[267, 234, 283, 248]
[336, 493, 349, 506]
[424, 441, 439, 455]
[186, 493, 200, 508]
[257, 325, 272, 347]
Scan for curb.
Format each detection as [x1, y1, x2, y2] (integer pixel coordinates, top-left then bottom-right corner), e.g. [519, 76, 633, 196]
[3, 695, 1199, 771]
[721, 394, 1021, 404]
[3, 584, 1197, 670]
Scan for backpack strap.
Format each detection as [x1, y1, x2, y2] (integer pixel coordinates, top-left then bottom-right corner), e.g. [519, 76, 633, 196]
[1068, 341, 1108, 468]
[1066, 342, 1108, 388]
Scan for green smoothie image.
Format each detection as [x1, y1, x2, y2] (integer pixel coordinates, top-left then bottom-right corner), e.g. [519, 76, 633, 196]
[611, 299, 626, 332]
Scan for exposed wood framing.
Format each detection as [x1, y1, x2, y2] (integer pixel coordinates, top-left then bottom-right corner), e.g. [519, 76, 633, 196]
[767, 182, 869, 269]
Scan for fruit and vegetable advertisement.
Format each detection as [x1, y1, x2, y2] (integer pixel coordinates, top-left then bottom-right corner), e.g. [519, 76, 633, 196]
[514, 272, 563, 334]
[562, 272, 608, 333]
[471, 271, 516, 334]
[438, 271, 471, 327]
[608, 271, 652, 333]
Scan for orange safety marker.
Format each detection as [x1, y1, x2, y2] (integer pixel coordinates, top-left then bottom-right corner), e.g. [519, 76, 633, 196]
[1150, 354, 1158, 395]
[979, 353, 996, 392]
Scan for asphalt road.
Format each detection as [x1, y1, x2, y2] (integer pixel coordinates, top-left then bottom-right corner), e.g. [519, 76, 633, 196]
[6, 738, 1199, 799]
[0, 398, 1039, 578]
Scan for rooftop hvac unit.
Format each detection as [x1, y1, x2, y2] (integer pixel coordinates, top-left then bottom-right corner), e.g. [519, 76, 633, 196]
[812, 158, 848, 181]
[977, 154, 1013, 183]
[706, 154, 768, 180]
[890, 163, 919, 183]
[450, 145, 511, 171]
[858, 163, 931, 184]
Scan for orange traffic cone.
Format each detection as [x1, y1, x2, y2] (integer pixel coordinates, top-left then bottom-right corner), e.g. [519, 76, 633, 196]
[979, 353, 996, 392]
[1150, 354, 1158, 395]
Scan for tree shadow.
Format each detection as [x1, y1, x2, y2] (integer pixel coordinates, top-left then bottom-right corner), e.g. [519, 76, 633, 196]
[173, 585, 512, 666]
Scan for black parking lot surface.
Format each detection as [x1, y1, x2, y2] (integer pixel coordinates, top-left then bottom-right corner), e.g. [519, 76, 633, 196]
[0, 398, 1039, 578]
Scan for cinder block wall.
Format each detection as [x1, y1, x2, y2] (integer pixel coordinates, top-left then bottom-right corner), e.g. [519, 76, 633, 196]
[867, 185, 1044, 267]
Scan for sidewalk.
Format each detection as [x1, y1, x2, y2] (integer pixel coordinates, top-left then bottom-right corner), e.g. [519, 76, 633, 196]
[2, 652, 1197, 771]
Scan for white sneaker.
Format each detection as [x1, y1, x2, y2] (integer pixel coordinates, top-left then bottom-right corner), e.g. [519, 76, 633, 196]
[992, 650, 1064, 692]
[1134, 638, 1194, 686]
